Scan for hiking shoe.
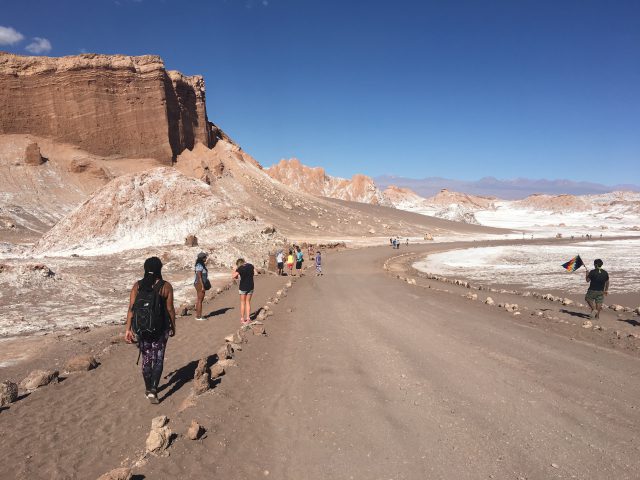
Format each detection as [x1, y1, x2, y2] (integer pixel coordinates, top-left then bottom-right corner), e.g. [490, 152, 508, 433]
[589, 310, 596, 318]
[595, 312, 600, 319]
[146, 392, 159, 404]
[195, 317, 207, 321]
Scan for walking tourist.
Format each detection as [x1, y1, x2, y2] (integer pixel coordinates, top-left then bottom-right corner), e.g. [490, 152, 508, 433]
[125, 256, 176, 404]
[585, 259, 609, 319]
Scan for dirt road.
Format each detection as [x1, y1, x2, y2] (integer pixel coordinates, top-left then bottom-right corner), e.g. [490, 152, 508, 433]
[141, 243, 640, 479]
[3, 242, 640, 479]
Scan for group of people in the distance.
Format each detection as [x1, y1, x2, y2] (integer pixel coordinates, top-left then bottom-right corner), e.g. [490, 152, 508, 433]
[275, 245, 322, 277]
[123, 252, 255, 403]
[389, 237, 408, 249]
[124, 245, 324, 403]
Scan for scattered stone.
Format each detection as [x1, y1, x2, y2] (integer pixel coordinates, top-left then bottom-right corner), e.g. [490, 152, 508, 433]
[0, 381, 19, 406]
[151, 415, 168, 429]
[504, 303, 519, 313]
[582, 320, 593, 329]
[193, 358, 211, 395]
[184, 234, 198, 247]
[251, 322, 266, 335]
[20, 369, 59, 391]
[610, 304, 625, 312]
[484, 297, 495, 305]
[513, 312, 521, 316]
[217, 359, 237, 369]
[65, 354, 98, 372]
[146, 416, 172, 453]
[217, 343, 234, 360]
[24, 142, 45, 166]
[187, 420, 204, 440]
[464, 293, 478, 300]
[224, 334, 235, 343]
[210, 363, 225, 378]
[561, 298, 574, 306]
[287, 308, 293, 313]
[261, 225, 276, 234]
[424, 233, 433, 241]
[309, 220, 319, 228]
[97, 467, 132, 480]
[273, 298, 280, 304]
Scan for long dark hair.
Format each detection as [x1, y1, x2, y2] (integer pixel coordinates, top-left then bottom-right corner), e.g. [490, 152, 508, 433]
[195, 257, 207, 269]
[139, 256, 163, 290]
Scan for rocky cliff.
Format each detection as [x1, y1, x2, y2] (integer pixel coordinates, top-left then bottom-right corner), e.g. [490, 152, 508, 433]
[0, 52, 217, 164]
[266, 158, 389, 205]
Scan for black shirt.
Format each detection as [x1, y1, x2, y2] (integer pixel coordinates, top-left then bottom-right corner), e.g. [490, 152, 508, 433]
[587, 269, 609, 291]
[237, 263, 255, 292]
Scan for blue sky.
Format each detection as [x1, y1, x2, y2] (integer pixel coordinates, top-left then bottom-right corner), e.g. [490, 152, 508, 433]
[1, 0, 639, 184]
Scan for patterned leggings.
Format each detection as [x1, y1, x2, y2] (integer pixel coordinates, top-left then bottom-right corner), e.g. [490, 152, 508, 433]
[139, 332, 168, 391]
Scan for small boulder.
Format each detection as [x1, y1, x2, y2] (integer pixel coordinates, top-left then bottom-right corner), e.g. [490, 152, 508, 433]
[24, 142, 45, 166]
[20, 369, 59, 391]
[217, 343, 234, 360]
[187, 420, 204, 440]
[262, 226, 276, 234]
[562, 298, 574, 306]
[192, 358, 211, 395]
[65, 354, 98, 372]
[185, 235, 198, 247]
[251, 323, 266, 335]
[0, 381, 19, 406]
[210, 363, 225, 379]
[610, 304, 625, 312]
[484, 297, 495, 306]
[146, 425, 172, 453]
[96, 467, 132, 480]
[582, 320, 593, 329]
[151, 415, 168, 429]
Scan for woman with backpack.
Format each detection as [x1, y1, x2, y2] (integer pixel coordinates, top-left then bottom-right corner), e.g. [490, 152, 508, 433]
[194, 252, 210, 321]
[125, 256, 176, 404]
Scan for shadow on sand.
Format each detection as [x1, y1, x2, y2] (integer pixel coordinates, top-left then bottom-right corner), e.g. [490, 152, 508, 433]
[618, 318, 640, 327]
[560, 309, 591, 319]
[205, 307, 234, 318]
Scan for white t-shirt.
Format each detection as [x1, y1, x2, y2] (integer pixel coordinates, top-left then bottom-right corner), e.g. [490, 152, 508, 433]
[276, 252, 284, 263]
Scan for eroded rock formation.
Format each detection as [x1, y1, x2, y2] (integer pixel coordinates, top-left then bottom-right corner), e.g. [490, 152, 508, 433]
[0, 52, 218, 163]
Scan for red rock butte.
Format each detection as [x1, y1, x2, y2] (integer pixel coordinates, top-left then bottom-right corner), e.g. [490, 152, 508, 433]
[0, 52, 220, 164]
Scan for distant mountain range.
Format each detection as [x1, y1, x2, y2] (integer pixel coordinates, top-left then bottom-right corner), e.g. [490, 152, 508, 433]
[374, 176, 640, 200]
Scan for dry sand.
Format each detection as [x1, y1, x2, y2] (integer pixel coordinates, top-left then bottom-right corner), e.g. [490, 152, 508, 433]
[2, 241, 640, 479]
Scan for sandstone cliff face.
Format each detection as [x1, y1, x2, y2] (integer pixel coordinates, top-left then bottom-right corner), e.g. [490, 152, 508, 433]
[266, 158, 390, 205]
[0, 53, 215, 164]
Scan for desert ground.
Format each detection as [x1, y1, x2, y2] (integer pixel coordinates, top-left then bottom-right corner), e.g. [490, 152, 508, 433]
[2, 238, 640, 480]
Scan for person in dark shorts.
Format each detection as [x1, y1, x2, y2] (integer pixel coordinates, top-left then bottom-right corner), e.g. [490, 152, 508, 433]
[276, 250, 284, 276]
[125, 257, 176, 404]
[585, 258, 609, 319]
[295, 246, 304, 275]
[232, 258, 254, 325]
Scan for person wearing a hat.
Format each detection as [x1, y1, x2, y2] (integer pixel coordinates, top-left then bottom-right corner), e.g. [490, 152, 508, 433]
[194, 252, 209, 321]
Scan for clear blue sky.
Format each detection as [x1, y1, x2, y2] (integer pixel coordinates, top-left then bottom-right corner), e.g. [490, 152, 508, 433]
[2, 0, 639, 184]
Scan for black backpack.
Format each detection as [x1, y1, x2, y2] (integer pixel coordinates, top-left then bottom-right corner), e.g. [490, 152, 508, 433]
[132, 280, 167, 340]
